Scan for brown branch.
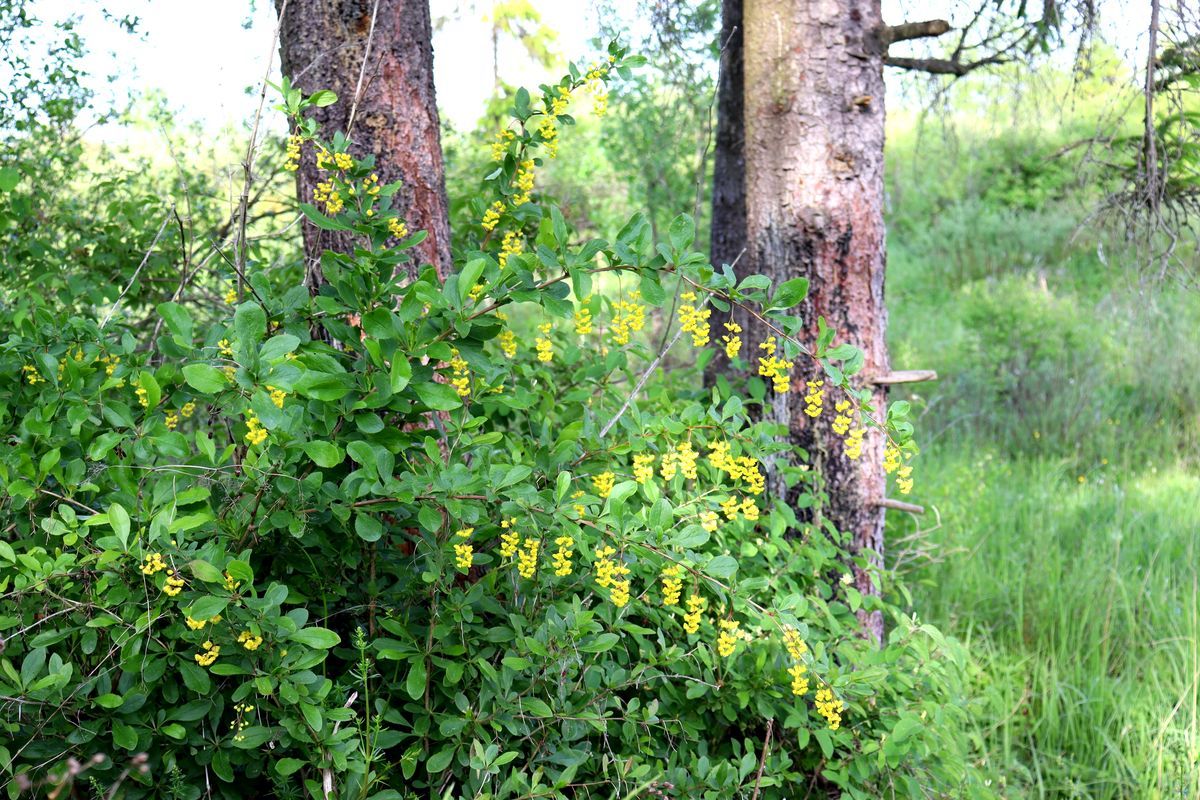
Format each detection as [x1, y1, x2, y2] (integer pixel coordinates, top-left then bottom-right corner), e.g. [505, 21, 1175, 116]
[881, 19, 951, 48]
[868, 370, 938, 385]
[880, 498, 925, 514]
[884, 53, 1010, 75]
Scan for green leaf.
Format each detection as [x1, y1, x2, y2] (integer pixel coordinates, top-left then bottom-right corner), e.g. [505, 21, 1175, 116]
[704, 555, 738, 580]
[299, 202, 351, 231]
[137, 371, 161, 410]
[275, 758, 306, 777]
[291, 627, 340, 649]
[108, 503, 131, 549]
[302, 441, 343, 468]
[390, 355, 412, 393]
[580, 633, 620, 653]
[405, 660, 427, 700]
[161, 723, 186, 740]
[307, 89, 338, 107]
[260, 334, 300, 362]
[94, 693, 123, 709]
[234, 302, 267, 347]
[186, 596, 229, 620]
[667, 213, 695, 254]
[457, 258, 486, 303]
[158, 302, 194, 341]
[183, 364, 227, 394]
[771, 277, 809, 309]
[112, 721, 138, 751]
[0, 167, 20, 192]
[415, 381, 461, 411]
[355, 513, 384, 542]
[188, 559, 224, 583]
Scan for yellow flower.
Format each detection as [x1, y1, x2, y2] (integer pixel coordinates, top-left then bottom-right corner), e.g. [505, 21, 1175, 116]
[610, 291, 646, 346]
[883, 443, 902, 474]
[448, 349, 471, 398]
[700, 510, 719, 532]
[454, 528, 474, 570]
[135, 385, 149, 408]
[844, 427, 866, 460]
[268, 386, 287, 408]
[594, 545, 617, 588]
[180, 401, 196, 418]
[511, 159, 535, 206]
[660, 564, 683, 606]
[551, 534, 574, 576]
[313, 179, 344, 214]
[678, 293, 711, 347]
[803, 380, 825, 417]
[244, 415, 268, 447]
[194, 641, 220, 667]
[720, 496, 740, 521]
[574, 302, 593, 335]
[517, 537, 540, 579]
[609, 570, 631, 608]
[218, 339, 234, 359]
[592, 471, 615, 498]
[683, 593, 706, 634]
[22, 364, 44, 384]
[163, 570, 183, 595]
[633, 453, 655, 485]
[716, 619, 741, 657]
[224, 288, 238, 305]
[499, 518, 520, 558]
[164, 410, 179, 430]
[185, 615, 207, 630]
[815, 687, 845, 730]
[896, 464, 914, 495]
[141, 552, 167, 575]
[758, 348, 795, 394]
[788, 663, 810, 696]
[499, 229, 524, 269]
[498, 327, 518, 358]
[482, 200, 505, 232]
[491, 128, 515, 162]
[535, 321, 553, 363]
[782, 627, 808, 661]
[237, 630, 264, 651]
[739, 498, 759, 522]
[388, 218, 410, 239]
[675, 441, 699, 480]
[222, 571, 242, 593]
[721, 321, 742, 359]
[659, 451, 678, 481]
[284, 134, 301, 171]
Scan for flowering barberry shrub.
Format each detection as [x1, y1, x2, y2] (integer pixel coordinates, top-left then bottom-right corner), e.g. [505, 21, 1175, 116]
[0, 44, 987, 799]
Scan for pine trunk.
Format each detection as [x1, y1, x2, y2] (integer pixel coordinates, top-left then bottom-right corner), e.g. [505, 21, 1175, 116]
[275, 0, 452, 286]
[723, 0, 890, 641]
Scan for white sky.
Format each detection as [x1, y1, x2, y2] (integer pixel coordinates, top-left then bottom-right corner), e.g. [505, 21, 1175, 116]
[22, 0, 1149, 140]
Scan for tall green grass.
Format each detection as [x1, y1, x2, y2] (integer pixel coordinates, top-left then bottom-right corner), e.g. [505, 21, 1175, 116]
[885, 62, 1200, 797]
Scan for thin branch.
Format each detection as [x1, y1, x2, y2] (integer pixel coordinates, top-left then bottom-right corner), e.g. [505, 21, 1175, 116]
[881, 19, 951, 48]
[99, 211, 172, 329]
[884, 53, 1010, 75]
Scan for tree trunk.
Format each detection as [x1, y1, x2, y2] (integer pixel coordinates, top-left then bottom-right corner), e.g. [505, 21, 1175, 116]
[729, 0, 890, 642]
[275, 0, 452, 287]
[709, 0, 745, 275]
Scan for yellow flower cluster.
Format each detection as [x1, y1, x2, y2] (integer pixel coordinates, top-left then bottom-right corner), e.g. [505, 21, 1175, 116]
[499, 518, 520, 558]
[700, 510, 719, 532]
[285, 134, 301, 171]
[135, 385, 150, 408]
[758, 338, 794, 394]
[491, 128, 515, 162]
[313, 180, 344, 215]
[896, 463, 914, 494]
[610, 569, 631, 607]
[593, 471, 615, 498]
[539, 117, 559, 159]
[268, 386, 287, 408]
[22, 364, 44, 384]
[194, 640, 220, 667]
[498, 328, 517, 358]
[448, 349, 471, 398]
[831, 399, 852, 435]
[141, 552, 167, 575]
[548, 85, 571, 116]
[499, 230, 523, 268]
[885, 443, 915, 494]
[633, 454, 655, 484]
[716, 619, 743, 658]
[164, 410, 179, 430]
[721, 321, 742, 359]
[454, 528, 474, 570]
[551, 534, 574, 576]
[574, 302, 593, 335]
[218, 339, 234, 359]
[789, 662, 810, 697]
[163, 570, 185, 596]
[230, 702, 254, 743]
[245, 415, 268, 447]
[223, 571, 241, 593]
[517, 537, 540, 579]
[224, 287, 238, 304]
[512, 159, 535, 206]
[610, 291, 646, 346]
[594, 545, 618, 588]
[679, 292, 711, 347]
[683, 593, 706, 634]
[388, 218, 409, 239]
[815, 687, 845, 730]
[660, 564, 683, 606]
[237, 630, 264, 651]
[185, 614, 219, 631]
[707, 442, 766, 495]
[584, 58, 611, 115]
[316, 148, 354, 171]
[100, 354, 120, 376]
[482, 200, 504, 232]
[844, 426, 866, 460]
[803, 380, 824, 417]
[535, 321, 553, 362]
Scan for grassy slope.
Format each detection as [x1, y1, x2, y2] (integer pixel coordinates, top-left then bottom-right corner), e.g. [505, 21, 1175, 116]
[885, 62, 1200, 799]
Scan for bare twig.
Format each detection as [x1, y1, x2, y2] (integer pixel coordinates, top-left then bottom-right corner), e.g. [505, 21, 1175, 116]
[749, 719, 774, 800]
[99, 211, 172, 329]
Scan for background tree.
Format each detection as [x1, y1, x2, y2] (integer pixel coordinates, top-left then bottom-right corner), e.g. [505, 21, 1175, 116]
[709, 0, 1096, 640]
[275, 0, 451, 286]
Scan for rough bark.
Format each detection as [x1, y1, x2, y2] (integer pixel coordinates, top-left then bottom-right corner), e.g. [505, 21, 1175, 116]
[275, 0, 452, 288]
[734, 0, 890, 641]
[709, 0, 746, 275]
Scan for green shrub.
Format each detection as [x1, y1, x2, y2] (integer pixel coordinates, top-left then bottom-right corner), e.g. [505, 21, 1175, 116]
[0, 49, 985, 800]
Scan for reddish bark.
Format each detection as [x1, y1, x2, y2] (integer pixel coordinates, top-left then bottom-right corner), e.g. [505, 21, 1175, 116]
[275, 0, 452, 286]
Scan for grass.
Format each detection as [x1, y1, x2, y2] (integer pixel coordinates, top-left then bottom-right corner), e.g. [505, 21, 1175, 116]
[884, 97, 1200, 796]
